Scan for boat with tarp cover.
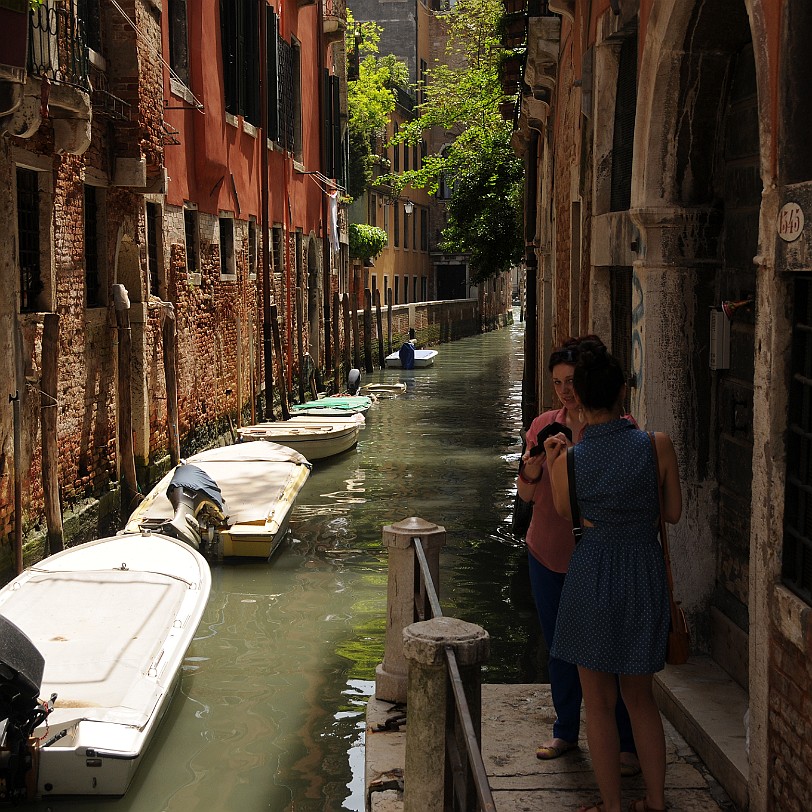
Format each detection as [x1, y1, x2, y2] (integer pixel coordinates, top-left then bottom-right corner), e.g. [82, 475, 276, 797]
[0, 533, 211, 801]
[125, 440, 311, 558]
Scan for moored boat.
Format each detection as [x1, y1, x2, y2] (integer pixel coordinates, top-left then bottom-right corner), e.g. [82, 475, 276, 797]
[360, 382, 407, 397]
[0, 533, 211, 800]
[237, 414, 363, 460]
[124, 440, 311, 558]
[290, 395, 373, 416]
[384, 349, 438, 368]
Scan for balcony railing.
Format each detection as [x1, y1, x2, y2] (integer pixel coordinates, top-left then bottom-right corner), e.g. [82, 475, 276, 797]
[28, 2, 90, 91]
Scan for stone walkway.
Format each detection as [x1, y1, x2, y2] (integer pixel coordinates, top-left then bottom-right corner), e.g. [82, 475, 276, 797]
[365, 683, 737, 811]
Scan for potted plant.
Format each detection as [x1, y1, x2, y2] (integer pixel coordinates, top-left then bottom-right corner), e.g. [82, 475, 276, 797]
[499, 48, 526, 90]
[499, 11, 527, 49]
[348, 223, 388, 264]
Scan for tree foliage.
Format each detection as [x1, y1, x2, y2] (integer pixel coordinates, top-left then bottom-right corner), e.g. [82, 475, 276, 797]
[349, 223, 388, 260]
[345, 12, 409, 199]
[386, 0, 523, 280]
[442, 128, 523, 282]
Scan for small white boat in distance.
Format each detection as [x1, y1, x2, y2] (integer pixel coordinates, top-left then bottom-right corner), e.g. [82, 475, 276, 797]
[0, 533, 211, 800]
[237, 414, 364, 460]
[385, 348, 438, 368]
[360, 382, 407, 397]
[125, 441, 311, 558]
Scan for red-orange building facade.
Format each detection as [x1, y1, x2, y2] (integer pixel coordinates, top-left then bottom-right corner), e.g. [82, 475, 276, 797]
[0, 0, 348, 573]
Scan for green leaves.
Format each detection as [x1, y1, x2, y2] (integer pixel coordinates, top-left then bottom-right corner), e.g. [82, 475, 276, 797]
[441, 127, 523, 280]
[346, 11, 409, 201]
[349, 223, 389, 260]
[384, 0, 523, 279]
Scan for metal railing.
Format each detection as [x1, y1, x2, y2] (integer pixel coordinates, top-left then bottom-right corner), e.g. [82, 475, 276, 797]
[28, 3, 90, 90]
[413, 538, 497, 812]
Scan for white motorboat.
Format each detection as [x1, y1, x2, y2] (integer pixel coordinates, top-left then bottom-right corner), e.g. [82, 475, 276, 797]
[360, 382, 407, 397]
[237, 414, 364, 460]
[124, 440, 311, 558]
[0, 533, 211, 800]
[384, 348, 438, 368]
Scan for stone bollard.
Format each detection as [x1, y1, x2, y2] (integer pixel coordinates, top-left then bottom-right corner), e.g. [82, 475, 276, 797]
[375, 517, 446, 703]
[402, 617, 490, 812]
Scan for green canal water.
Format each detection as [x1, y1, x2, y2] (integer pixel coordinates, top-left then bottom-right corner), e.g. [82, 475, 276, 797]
[36, 311, 546, 812]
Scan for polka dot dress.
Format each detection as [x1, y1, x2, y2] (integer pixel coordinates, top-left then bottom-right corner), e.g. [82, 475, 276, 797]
[550, 419, 669, 675]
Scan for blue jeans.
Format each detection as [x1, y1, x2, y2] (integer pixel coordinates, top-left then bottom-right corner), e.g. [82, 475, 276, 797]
[528, 552, 636, 752]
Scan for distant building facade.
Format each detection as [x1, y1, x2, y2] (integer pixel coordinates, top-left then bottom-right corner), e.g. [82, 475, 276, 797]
[350, 0, 497, 304]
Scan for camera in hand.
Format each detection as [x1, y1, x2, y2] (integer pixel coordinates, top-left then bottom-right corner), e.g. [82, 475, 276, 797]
[529, 421, 573, 456]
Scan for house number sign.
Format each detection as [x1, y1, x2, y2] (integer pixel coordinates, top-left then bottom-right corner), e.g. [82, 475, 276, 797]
[778, 202, 804, 242]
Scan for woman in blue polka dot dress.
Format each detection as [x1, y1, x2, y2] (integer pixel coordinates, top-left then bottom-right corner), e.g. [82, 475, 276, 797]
[543, 341, 682, 812]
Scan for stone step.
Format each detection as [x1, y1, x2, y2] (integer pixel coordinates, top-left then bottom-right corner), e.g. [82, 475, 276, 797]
[655, 655, 749, 811]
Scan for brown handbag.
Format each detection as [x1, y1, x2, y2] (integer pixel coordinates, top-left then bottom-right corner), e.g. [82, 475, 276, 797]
[649, 434, 690, 665]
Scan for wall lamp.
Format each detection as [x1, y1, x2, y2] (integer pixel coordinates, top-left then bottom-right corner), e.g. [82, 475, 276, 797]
[403, 199, 414, 216]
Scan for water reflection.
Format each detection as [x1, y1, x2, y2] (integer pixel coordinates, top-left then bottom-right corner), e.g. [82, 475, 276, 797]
[34, 312, 545, 812]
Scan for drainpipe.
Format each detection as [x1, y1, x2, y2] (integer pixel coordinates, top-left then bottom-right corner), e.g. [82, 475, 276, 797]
[259, 0, 274, 416]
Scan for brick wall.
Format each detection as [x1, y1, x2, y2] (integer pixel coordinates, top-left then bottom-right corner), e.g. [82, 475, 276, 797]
[769, 631, 812, 811]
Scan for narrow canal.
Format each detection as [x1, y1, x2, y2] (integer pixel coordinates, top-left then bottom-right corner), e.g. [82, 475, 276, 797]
[38, 311, 546, 812]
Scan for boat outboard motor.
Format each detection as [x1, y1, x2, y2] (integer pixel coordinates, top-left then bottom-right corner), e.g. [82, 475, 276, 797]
[160, 464, 228, 550]
[347, 368, 361, 395]
[398, 341, 415, 370]
[0, 615, 51, 803]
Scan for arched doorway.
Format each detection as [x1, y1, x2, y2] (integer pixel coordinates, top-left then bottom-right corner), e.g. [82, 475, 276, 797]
[630, 3, 769, 807]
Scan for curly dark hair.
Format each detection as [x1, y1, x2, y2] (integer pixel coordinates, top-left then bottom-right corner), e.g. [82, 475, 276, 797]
[572, 339, 625, 410]
[547, 334, 606, 372]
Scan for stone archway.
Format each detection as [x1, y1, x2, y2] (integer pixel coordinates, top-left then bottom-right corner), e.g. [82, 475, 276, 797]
[631, 2, 775, 807]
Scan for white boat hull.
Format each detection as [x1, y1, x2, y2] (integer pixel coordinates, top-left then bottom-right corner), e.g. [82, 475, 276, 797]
[360, 383, 407, 396]
[384, 349, 438, 368]
[237, 415, 362, 460]
[125, 441, 311, 558]
[0, 534, 211, 798]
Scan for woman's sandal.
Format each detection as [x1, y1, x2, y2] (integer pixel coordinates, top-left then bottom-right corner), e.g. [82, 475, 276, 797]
[628, 799, 666, 811]
[536, 739, 578, 760]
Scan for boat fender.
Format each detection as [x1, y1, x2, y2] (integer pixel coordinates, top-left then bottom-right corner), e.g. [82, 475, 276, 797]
[398, 342, 415, 370]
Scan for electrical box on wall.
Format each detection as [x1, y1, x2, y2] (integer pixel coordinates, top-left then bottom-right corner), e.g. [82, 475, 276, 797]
[709, 309, 731, 370]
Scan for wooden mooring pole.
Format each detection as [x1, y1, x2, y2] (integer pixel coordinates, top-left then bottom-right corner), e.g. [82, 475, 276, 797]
[351, 295, 361, 371]
[296, 287, 305, 404]
[375, 288, 385, 369]
[41, 312, 63, 554]
[363, 289, 373, 373]
[112, 284, 140, 515]
[386, 287, 393, 355]
[341, 293, 351, 379]
[332, 290, 341, 390]
[270, 303, 290, 420]
[162, 303, 180, 465]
